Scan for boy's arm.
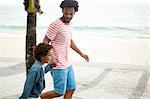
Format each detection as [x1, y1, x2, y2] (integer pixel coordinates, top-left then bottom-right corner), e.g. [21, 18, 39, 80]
[44, 56, 58, 73]
[44, 62, 57, 73]
[44, 64, 52, 73]
[19, 70, 38, 98]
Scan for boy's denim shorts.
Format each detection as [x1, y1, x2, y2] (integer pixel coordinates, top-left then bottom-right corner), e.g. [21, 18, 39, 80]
[51, 66, 76, 95]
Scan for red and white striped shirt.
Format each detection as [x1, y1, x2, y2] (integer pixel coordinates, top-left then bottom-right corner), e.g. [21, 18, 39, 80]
[46, 19, 72, 69]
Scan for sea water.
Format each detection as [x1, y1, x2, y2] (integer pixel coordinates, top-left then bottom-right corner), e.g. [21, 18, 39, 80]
[0, 4, 149, 39]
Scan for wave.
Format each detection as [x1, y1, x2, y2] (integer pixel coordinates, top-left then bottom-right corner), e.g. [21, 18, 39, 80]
[0, 25, 149, 39]
[0, 25, 148, 32]
[0, 25, 26, 30]
[74, 26, 149, 32]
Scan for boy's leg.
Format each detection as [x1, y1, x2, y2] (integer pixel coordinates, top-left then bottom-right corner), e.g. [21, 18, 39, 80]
[64, 66, 76, 99]
[40, 91, 62, 99]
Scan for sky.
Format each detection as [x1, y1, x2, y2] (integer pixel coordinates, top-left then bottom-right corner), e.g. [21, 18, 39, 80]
[0, 0, 149, 5]
[0, 0, 149, 27]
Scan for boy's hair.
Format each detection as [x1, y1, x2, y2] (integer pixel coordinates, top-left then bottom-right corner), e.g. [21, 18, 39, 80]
[34, 43, 52, 61]
[60, 0, 79, 12]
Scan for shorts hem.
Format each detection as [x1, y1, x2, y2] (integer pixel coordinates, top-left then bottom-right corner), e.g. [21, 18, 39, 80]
[54, 89, 65, 95]
[66, 87, 76, 91]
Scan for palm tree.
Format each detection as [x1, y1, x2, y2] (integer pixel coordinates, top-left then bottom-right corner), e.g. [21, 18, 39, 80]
[23, 0, 39, 71]
[25, 13, 36, 71]
[23, 0, 43, 72]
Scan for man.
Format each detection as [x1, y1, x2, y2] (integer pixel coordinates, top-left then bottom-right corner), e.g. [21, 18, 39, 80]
[41, 0, 89, 99]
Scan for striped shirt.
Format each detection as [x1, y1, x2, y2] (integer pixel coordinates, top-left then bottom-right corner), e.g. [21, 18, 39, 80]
[46, 19, 72, 69]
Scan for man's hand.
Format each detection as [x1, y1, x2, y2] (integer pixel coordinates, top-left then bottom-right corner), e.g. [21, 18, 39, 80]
[81, 53, 89, 62]
[48, 49, 58, 68]
[49, 57, 58, 68]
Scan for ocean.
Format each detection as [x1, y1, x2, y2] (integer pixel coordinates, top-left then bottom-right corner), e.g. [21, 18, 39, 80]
[0, 4, 149, 39]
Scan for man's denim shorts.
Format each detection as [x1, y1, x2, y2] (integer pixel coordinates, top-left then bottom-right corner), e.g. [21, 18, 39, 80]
[51, 66, 76, 95]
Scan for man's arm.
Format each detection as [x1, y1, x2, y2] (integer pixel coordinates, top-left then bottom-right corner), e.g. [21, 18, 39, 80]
[70, 39, 89, 62]
[43, 36, 51, 44]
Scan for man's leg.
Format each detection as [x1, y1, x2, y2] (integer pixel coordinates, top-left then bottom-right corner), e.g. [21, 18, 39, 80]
[64, 89, 75, 99]
[41, 69, 67, 99]
[64, 66, 76, 99]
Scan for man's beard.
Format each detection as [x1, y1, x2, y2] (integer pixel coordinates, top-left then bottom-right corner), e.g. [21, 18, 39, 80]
[61, 17, 72, 23]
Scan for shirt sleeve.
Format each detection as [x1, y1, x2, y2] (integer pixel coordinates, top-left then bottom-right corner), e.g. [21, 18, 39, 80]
[44, 64, 52, 73]
[19, 69, 39, 98]
[45, 22, 59, 41]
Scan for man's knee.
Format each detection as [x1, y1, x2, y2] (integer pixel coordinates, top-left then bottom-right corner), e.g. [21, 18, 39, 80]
[65, 89, 75, 95]
[55, 92, 64, 97]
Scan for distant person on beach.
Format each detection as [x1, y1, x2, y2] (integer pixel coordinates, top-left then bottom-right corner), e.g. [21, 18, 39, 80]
[19, 43, 57, 99]
[40, 0, 89, 99]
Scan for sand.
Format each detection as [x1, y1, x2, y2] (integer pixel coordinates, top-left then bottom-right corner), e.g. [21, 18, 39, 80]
[0, 35, 150, 98]
[0, 35, 150, 71]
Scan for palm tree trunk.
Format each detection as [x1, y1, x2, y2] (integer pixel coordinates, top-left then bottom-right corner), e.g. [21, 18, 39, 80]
[26, 13, 36, 71]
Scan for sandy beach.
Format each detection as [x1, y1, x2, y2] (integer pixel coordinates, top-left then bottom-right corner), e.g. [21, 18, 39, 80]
[0, 35, 150, 99]
[0, 35, 150, 71]
[71, 35, 150, 71]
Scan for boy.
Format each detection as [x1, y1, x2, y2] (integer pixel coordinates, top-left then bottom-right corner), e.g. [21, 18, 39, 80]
[19, 43, 57, 99]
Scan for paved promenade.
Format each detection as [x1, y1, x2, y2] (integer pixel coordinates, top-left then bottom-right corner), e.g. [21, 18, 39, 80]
[0, 58, 150, 99]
